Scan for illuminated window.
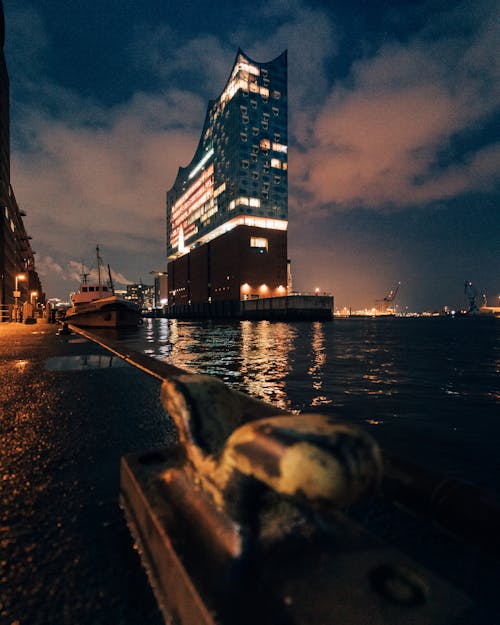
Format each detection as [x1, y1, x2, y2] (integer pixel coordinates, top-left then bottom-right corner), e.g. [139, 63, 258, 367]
[249, 197, 260, 207]
[239, 61, 260, 76]
[272, 142, 287, 153]
[214, 183, 226, 197]
[251, 237, 268, 251]
[271, 158, 281, 169]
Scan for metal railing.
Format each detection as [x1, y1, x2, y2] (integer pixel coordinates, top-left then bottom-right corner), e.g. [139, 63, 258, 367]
[0, 304, 12, 322]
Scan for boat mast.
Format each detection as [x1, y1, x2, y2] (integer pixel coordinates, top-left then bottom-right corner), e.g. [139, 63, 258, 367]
[96, 245, 102, 291]
[107, 264, 115, 295]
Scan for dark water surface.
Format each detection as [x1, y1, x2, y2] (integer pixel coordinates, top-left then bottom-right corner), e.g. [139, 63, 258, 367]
[118, 316, 500, 494]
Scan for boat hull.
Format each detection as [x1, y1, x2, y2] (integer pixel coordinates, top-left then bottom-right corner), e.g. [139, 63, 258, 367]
[66, 298, 141, 328]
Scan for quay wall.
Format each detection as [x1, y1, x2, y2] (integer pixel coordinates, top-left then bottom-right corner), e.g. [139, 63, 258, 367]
[166, 294, 333, 321]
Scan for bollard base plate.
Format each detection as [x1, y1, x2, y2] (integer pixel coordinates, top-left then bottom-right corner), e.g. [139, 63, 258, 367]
[120, 447, 471, 625]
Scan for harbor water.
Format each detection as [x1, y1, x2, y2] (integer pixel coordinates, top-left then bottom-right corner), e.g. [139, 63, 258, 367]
[116, 315, 500, 496]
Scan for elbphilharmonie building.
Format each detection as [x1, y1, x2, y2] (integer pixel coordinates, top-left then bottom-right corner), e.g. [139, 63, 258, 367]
[166, 49, 288, 316]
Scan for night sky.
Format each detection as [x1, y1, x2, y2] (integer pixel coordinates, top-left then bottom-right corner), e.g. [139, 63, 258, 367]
[3, 0, 499, 311]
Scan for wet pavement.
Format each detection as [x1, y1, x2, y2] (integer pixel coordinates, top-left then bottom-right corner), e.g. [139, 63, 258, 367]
[0, 320, 176, 625]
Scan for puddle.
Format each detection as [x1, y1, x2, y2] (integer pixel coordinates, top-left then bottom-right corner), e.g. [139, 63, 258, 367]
[68, 338, 89, 344]
[45, 354, 129, 371]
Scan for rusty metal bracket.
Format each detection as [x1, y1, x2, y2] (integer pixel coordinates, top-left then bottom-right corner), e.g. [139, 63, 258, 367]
[119, 372, 471, 625]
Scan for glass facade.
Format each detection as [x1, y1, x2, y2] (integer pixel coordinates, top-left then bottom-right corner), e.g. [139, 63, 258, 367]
[166, 49, 288, 261]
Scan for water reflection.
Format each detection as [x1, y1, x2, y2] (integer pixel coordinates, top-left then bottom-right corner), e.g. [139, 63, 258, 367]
[240, 321, 296, 410]
[45, 354, 128, 371]
[308, 322, 332, 407]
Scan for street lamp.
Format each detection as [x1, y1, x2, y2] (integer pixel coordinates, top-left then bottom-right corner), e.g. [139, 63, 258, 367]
[30, 290, 38, 305]
[14, 273, 26, 322]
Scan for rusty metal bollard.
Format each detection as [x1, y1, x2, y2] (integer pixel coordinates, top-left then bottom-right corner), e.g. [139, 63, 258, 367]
[120, 374, 470, 625]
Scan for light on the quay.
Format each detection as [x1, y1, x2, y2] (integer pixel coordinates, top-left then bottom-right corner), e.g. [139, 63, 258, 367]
[15, 273, 26, 285]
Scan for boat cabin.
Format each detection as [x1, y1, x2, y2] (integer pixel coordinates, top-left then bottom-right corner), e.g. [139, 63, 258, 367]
[71, 284, 112, 306]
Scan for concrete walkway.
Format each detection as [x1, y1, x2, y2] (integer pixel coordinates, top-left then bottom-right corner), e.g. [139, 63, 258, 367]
[0, 320, 175, 625]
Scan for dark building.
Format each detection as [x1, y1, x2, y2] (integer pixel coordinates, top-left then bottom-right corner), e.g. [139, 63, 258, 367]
[166, 49, 288, 317]
[0, 1, 43, 320]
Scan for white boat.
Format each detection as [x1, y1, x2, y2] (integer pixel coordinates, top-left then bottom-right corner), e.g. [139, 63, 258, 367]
[65, 247, 141, 328]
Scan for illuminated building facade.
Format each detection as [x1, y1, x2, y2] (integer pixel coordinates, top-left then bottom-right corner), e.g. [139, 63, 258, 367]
[0, 1, 43, 319]
[166, 49, 288, 315]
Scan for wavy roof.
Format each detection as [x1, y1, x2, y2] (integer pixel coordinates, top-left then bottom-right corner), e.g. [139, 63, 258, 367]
[168, 48, 286, 193]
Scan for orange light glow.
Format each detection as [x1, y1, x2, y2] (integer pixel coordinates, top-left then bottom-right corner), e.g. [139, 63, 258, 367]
[260, 284, 268, 293]
[241, 283, 250, 293]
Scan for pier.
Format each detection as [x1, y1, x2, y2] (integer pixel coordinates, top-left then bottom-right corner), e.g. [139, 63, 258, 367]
[2, 319, 500, 624]
[166, 294, 334, 320]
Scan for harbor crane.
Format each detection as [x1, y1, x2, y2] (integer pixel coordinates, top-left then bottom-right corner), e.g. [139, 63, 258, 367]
[375, 282, 400, 312]
[464, 280, 479, 314]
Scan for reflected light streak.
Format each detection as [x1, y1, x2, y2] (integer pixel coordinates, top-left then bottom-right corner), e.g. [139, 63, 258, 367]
[308, 322, 332, 407]
[240, 321, 295, 410]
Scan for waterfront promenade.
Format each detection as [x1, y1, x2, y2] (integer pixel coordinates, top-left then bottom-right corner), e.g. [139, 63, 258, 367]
[0, 320, 170, 625]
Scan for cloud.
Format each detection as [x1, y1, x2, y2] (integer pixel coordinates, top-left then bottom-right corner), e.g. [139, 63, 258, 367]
[2, 2, 48, 78]
[297, 0, 500, 211]
[10, 86, 205, 297]
[130, 24, 234, 98]
[237, 0, 337, 110]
